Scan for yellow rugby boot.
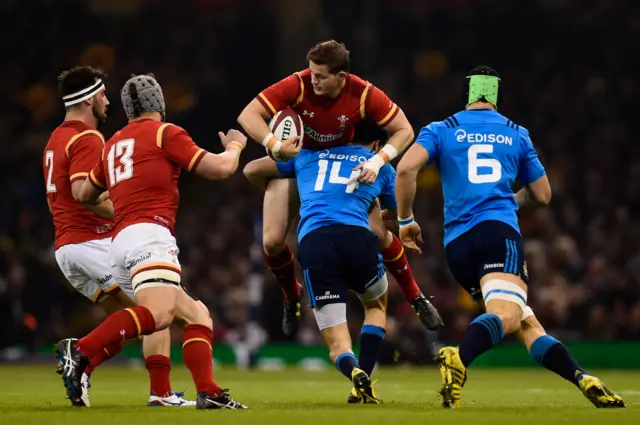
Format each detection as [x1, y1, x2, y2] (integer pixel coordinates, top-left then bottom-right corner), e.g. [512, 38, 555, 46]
[435, 346, 467, 408]
[351, 368, 382, 404]
[578, 375, 626, 408]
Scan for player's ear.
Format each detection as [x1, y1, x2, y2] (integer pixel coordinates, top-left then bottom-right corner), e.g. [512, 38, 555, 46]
[337, 71, 347, 81]
[373, 140, 381, 152]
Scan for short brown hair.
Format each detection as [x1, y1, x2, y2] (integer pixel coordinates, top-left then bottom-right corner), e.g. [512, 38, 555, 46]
[58, 66, 106, 99]
[306, 40, 350, 74]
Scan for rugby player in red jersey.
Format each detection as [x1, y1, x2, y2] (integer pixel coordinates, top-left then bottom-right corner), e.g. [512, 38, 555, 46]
[56, 74, 247, 410]
[239, 40, 442, 335]
[48, 67, 192, 408]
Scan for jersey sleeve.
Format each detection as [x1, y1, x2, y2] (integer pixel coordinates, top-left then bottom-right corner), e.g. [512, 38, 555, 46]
[378, 164, 397, 210]
[415, 122, 442, 166]
[257, 73, 303, 117]
[364, 84, 399, 127]
[89, 150, 107, 190]
[517, 127, 546, 185]
[160, 124, 207, 172]
[276, 158, 297, 178]
[68, 133, 104, 183]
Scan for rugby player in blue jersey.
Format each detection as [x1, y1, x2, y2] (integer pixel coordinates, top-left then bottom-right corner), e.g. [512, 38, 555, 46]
[244, 131, 399, 404]
[395, 66, 625, 409]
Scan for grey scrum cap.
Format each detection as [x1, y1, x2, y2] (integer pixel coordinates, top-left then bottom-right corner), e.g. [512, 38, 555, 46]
[121, 74, 166, 119]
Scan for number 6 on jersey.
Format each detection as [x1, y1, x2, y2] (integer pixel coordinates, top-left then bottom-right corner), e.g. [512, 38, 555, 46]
[107, 139, 135, 187]
[468, 144, 501, 184]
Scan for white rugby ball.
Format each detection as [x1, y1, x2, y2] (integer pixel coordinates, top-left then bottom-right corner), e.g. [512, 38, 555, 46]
[267, 108, 304, 162]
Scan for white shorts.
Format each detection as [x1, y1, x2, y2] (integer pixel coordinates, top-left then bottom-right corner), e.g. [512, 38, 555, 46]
[110, 223, 182, 295]
[55, 238, 132, 302]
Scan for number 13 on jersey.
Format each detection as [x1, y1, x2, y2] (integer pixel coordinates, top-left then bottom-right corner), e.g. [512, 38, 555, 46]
[107, 139, 135, 187]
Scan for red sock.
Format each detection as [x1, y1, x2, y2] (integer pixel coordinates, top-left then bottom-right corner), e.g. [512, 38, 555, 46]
[85, 342, 124, 375]
[381, 234, 421, 300]
[264, 245, 300, 301]
[75, 306, 156, 358]
[146, 354, 172, 397]
[182, 324, 221, 396]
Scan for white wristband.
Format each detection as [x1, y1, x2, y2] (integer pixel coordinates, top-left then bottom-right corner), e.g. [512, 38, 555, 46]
[261, 132, 274, 147]
[398, 214, 415, 227]
[271, 140, 282, 153]
[380, 144, 399, 161]
[364, 154, 386, 173]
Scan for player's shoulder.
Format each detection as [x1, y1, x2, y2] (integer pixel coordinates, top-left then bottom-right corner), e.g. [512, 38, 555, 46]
[49, 121, 104, 154]
[294, 68, 311, 80]
[344, 73, 371, 98]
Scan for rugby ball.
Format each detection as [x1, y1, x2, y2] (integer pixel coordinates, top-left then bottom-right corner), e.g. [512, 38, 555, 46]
[267, 108, 304, 161]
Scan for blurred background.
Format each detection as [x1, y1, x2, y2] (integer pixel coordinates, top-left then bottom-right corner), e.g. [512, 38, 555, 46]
[1, 0, 639, 367]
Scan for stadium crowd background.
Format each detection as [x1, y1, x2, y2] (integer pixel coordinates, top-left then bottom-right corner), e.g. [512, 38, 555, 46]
[1, 0, 639, 363]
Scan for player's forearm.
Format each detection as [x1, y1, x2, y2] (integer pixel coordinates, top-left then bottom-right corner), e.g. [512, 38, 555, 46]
[395, 167, 418, 221]
[196, 147, 242, 180]
[238, 102, 274, 145]
[514, 187, 548, 208]
[386, 126, 415, 156]
[83, 200, 114, 221]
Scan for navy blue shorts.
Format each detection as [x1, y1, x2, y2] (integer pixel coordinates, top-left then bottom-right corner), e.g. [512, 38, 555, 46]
[298, 225, 385, 307]
[445, 220, 528, 301]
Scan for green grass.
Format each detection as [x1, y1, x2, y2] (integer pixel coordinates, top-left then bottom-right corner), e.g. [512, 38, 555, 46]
[0, 365, 639, 424]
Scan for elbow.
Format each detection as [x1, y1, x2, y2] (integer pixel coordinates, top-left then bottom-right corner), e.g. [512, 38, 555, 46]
[538, 188, 552, 206]
[405, 126, 415, 145]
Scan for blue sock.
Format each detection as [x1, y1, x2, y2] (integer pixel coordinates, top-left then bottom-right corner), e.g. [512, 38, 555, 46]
[335, 352, 359, 379]
[530, 335, 585, 386]
[458, 313, 504, 367]
[359, 325, 385, 376]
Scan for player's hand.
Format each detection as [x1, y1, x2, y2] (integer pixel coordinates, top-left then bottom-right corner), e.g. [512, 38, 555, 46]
[353, 162, 379, 184]
[97, 191, 110, 203]
[277, 135, 302, 159]
[219, 129, 248, 150]
[399, 221, 423, 254]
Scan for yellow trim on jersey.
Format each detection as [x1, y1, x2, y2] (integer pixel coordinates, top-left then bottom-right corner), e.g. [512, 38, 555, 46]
[156, 123, 173, 148]
[377, 104, 398, 127]
[293, 72, 305, 107]
[360, 83, 372, 120]
[89, 170, 106, 189]
[182, 338, 211, 349]
[258, 93, 277, 115]
[188, 149, 206, 171]
[69, 172, 89, 182]
[65, 130, 104, 158]
[90, 288, 104, 303]
[125, 308, 142, 336]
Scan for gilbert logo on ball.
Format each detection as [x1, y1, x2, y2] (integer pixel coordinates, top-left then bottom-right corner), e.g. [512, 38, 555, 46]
[267, 108, 304, 161]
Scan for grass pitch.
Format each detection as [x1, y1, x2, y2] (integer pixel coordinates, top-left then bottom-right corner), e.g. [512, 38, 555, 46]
[0, 365, 639, 425]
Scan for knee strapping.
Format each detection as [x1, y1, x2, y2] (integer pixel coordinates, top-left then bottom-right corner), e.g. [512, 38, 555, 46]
[482, 279, 527, 313]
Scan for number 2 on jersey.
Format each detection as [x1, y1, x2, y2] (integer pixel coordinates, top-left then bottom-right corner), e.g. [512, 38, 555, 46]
[468, 144, 501, 184]
[107, 138, 135, 187]
[45, 150, 56, 193]
[315, 159, 360, 193]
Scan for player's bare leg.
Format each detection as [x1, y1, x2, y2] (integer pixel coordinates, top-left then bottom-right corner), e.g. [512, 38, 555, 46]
[435, 272, 524, 408]
[516, 313, 625, 408]
[348, 291, 388, 404]
[262, 177, 302, 335]
[369, 204, 442, 330]
[318, 313, 380, 405]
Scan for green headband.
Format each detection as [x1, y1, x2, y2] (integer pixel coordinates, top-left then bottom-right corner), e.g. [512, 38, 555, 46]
[466, 75, 500, 107]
